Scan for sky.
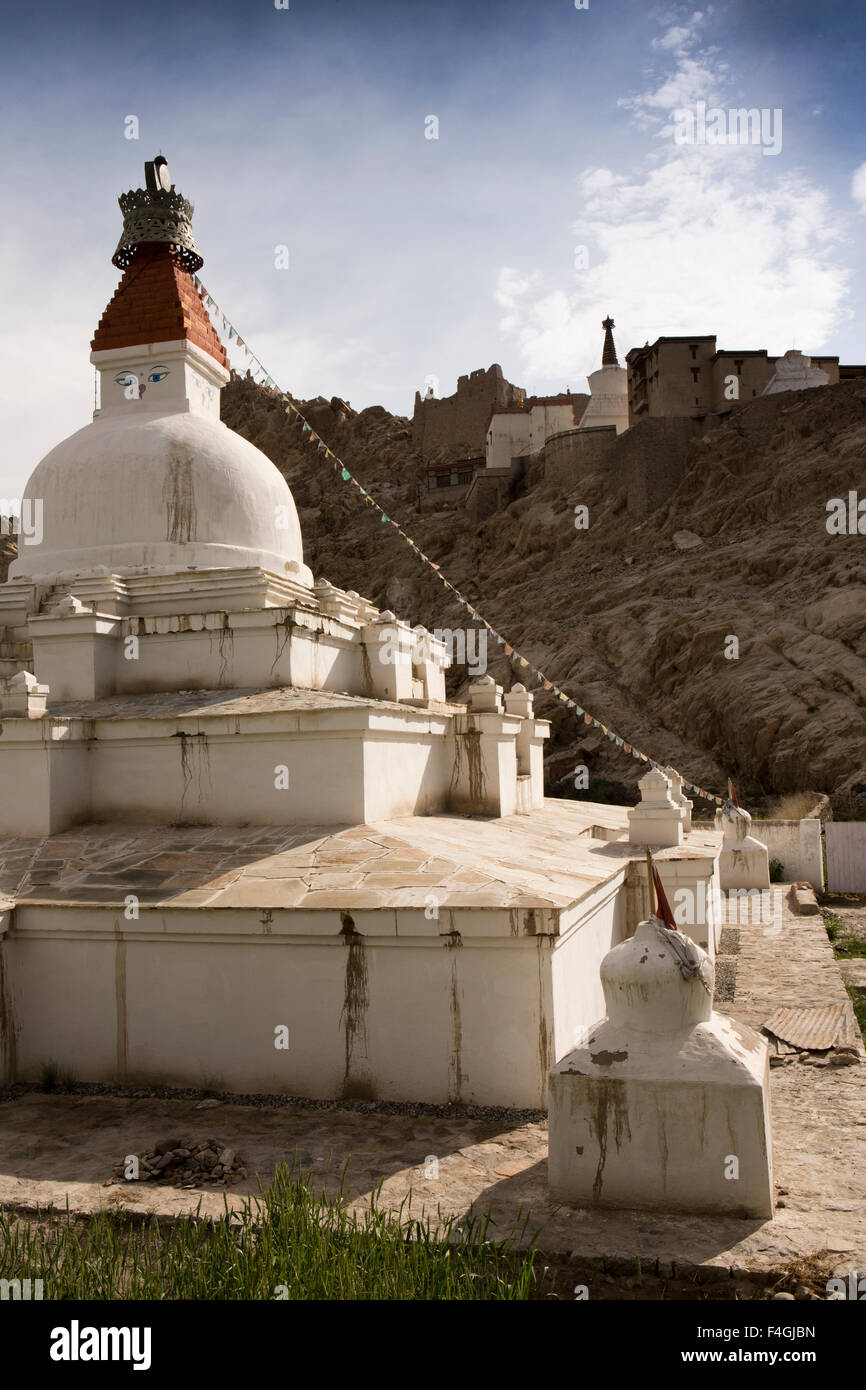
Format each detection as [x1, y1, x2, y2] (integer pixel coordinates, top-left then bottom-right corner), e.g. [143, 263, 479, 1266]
[1, 0, 864, 497]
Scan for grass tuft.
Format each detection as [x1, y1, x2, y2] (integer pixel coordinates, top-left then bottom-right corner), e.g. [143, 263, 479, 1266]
[38, 1061, 60, 1093]
[0, 1160, 547, 1301]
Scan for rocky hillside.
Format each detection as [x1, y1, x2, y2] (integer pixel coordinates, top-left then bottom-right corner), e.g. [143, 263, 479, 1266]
[0, 533, 15, 585]
[220, 376, 866, 816]
[4, 376, 864, 815]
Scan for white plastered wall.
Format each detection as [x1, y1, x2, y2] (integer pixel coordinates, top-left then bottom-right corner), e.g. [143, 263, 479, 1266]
[3, 899, 623, 1108]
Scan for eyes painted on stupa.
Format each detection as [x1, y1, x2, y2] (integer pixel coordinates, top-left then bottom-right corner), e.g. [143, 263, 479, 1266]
[112, 366, 170, 398]
[193, 374, 215, 400]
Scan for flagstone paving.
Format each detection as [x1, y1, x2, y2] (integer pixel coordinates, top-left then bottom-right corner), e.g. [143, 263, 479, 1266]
[0, 889, 862, 1282]
[0, 802, 718, 915]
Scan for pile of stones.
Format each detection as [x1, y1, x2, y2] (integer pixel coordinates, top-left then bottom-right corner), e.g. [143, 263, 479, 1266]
[109, 1136, 248, 1188]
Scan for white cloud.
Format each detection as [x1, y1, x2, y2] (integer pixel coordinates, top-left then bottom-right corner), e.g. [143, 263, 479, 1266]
[651, 12, 706, 53]
[653, 25, 693, 51]
[494, 13, 850, 387]
[494, 268, 543, 334]
[621, 10, 725, 121]
[851, 161, 866, 213]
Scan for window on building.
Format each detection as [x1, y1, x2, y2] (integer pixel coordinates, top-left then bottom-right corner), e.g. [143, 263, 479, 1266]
[436, 474, 450, 488]
[690, 344, 699, 359]
[691, 368, 700, 383]
[734, 359, 744, 374]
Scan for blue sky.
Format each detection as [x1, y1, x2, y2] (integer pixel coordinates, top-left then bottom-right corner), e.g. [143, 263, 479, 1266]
[1, 0, 864, 496]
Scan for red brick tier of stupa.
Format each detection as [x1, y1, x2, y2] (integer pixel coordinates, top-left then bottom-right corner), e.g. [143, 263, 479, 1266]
[91, 242, 229, 369]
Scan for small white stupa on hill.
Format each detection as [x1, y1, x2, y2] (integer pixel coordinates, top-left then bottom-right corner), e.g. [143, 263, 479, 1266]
[0, 158, 722, 1110]
[578, 316, 630, 434]
[761, 348, 830, 395]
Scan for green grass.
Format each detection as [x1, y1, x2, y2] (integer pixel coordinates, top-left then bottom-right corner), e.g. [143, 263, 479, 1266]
[0, 1161, 545, 1300]
[845, 984, 866, 1044]
[824, 913, 843, 941]
[823, 911, 866, 958]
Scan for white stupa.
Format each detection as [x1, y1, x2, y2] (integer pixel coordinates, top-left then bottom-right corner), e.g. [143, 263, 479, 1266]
[0, 159, 722, 1113]
[761, 348, 829, 396]
[10, 155, 310, 602]
[578, 316, 629, 434]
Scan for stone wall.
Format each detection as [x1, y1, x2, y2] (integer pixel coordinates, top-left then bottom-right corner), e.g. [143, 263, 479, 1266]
[412, 364, 524, 462]
[615, 417, 699, 519]
[537, 418, 698, 523]
[541, 427, 617, 492]
[465, 461, 528, 522]
[755, 820, 825, 886]
[694, 794, 830, 886]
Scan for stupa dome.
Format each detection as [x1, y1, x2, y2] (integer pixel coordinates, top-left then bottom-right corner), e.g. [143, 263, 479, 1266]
[10, 409, 310, 582]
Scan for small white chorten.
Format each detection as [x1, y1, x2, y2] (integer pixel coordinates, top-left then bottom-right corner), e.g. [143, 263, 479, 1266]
[714, 800, 771, 890]
[549, 914, 774, 1217]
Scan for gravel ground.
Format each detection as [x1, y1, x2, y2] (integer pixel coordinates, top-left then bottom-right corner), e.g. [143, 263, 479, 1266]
[0, 1080, 544, 1128]
[819, 894, 866, 945]
[712, 958, 737, 1004]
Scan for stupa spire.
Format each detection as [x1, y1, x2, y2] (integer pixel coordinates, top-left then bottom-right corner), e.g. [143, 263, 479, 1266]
[91, 156, 227, 370]
[112, 155, 202, 273]
[601, 315, 619, 367]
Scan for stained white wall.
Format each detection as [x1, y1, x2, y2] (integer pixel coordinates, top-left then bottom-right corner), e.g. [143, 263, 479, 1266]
[751, 819, 824, 886]
[485, 413, 531, 470]
[4, 899, 626, 1109]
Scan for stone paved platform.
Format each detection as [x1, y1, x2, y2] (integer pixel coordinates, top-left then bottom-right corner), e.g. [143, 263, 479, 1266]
[0, 891, 862, 1279]
[0, 803, 718, 914]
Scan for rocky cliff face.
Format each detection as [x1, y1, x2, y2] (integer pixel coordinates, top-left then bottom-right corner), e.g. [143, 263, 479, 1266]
[5, 376, 863, 815]
[220, 375, 866, 816]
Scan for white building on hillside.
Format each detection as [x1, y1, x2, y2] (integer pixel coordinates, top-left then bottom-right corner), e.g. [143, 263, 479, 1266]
[484, 391, 585, 472]
[483, 318, 630, 476]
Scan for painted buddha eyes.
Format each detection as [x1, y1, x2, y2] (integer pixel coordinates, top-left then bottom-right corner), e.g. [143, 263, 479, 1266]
[112, 367, 170, 388]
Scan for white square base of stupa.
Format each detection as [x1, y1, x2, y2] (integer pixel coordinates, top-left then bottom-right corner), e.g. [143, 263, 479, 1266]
[0, 802, 723, 1110]
[548, 1013, 775, 1217]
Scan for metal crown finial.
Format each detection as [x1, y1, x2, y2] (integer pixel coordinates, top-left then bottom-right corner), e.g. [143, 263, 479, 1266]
[111, 156, 203, 274]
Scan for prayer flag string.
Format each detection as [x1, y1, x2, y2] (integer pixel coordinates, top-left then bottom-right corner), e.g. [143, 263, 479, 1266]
[194, 279, 726, 806]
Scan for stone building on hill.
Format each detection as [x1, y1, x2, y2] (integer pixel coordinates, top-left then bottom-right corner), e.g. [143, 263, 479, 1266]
[411, 363, 525, 462]
[625, 334, 863, 427]
[484, 391, 588, 472]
